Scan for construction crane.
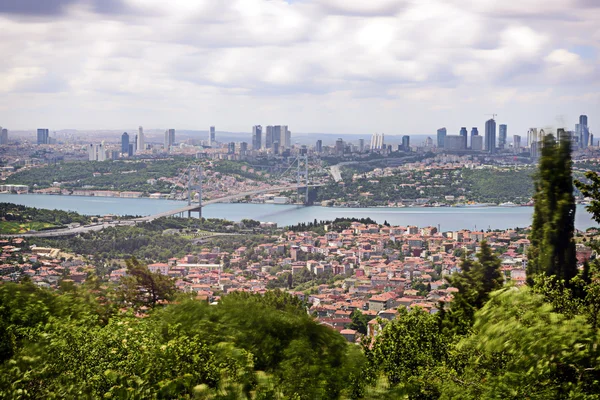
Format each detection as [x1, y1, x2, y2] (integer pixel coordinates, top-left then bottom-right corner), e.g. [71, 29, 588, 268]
[485, 113, 498, 120]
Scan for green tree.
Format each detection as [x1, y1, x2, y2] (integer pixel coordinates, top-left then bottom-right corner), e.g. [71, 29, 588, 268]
[365, 309, 448, 398]
[349, 309, 368, 335]
[527, 133, 577, 286]
[118, 257, 176, 308]
[445, 241, 503, 333]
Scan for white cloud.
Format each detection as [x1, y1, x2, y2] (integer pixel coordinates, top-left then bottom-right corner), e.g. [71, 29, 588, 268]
[0, 0, 597, 135]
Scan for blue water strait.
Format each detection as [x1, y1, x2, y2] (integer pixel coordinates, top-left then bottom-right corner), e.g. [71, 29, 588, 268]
[0, 193, 597, 232]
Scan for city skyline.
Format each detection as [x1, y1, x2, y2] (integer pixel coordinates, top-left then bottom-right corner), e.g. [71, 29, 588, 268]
[0, 0, 598, 134]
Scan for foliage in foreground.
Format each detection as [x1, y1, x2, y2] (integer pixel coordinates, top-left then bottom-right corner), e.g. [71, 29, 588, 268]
[0, 283, 365, 399]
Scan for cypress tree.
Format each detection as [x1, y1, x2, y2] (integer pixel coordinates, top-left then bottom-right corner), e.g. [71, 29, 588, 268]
[527, 132, 577, 285]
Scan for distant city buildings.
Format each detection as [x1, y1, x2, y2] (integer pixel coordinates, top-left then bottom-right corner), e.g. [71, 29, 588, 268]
[121, 132, 129, 154]
[164, 128, 175, 151]
[498, 124, 507, 149]
[484, 119, 496, 153]
[579, 115, 589, 148]
[358, 138, 365, 152]
[252, 125, 262, 150]
[37, 128, 50, 145]
[137, 126, 144, 154]
[402, 135, 410, 151]
[88, 143, 106, 161]
[471, 135, 483, 151]
[209, 126, 216, 147]
[370, 133, 385, 150]
[335, 138, 344, 155]
[444, 135, 466, 151]
[513, 135, 521, 150]
[459, 127, 468, 149]
[436, 128, 447, 148]
[0, 128, 7, 145]
[316, 139, 323, 153]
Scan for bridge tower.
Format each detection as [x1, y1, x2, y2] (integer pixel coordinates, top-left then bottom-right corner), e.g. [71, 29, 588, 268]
[296, 155, 309, 205]
[187, 165, 203, 219]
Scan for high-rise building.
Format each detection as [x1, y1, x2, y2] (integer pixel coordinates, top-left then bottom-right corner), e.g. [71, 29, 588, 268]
[580, 115, 589, 148]
[240, 142, 248, 156]
[445, 135, 466, 151]
[97, 143, 106, 161]
[133, 135, 138, 154]
[498, 124, 507, 149]
[484, 119, 496, 153]
[0, 128, 7, 145]
[88, 144, 95, 161]
[459, 127, 468, 149]
[316, 139, 323, 153]
[513, 135, 521, 150]
[265, 126, 274, 149]
[470, 127, 479, 149]
[436, 128, 447, 148]
[335, 138, 344, 155]
[471, 135, 483, 151]
[284, 126, 291, 149]
[37, 128, 49, 145]
[252, 125, 262, 150]
[121, 132, 129, 154]
[228, 142, 235, 154]
[164, 129, 175, 151]
[209, 126, 216, 147]
[527, 128, 538, 148]
[370, 133, 385, 150]
[402, 135, 410, 151]
[128, 143, 134, 156]
[358, 138, 365, 152]
[137, 126, 144, 154]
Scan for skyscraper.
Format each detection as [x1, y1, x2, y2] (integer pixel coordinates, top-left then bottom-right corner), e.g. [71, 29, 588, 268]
[121, 132, 129, 154]
[335, 138, 344, 155]
[402, 135, 410, 151]
[228, 142, 235, 154]
[164, 129, 175, 150]
[209, 126, 216, 146]
[370, 133, 385, 150]
[358, 138, 365, 152]
[284, 126, 291, 149]
[513, 135, 521, 150]
[137, 126, 144, 154]
[498, 124, 507, 149]
[436, 127, 447, 148]
[580, 115, 589, 148]
[484, 119, 496, 153]
[240, 142, 248, 156]
[0, 128, 7, 145]
[97, 143, 106, 161]
[37, 128, 49, 145]
[265, 126, 274, 149]
[88, 143, 95, 161]
[459, 127, 468, 149]
[527, 128, 538, 148]
[470, 127, 479, 149]
[316, 139, 323, 153]
[252, 125, 262, 150]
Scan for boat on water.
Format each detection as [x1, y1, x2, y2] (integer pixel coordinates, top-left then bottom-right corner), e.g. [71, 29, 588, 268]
[498, 202, 519, 207]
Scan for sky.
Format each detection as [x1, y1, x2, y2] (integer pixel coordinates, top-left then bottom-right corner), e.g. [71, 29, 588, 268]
[0, 0, 598, 136]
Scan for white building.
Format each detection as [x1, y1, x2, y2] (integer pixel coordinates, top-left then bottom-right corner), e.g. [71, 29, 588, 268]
[137, 126, 144, 153]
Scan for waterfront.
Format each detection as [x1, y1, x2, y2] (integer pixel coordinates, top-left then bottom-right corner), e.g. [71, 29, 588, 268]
[0, 193, 597, 231]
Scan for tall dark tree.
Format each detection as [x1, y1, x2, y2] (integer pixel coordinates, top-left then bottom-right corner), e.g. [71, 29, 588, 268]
[527, 133, 577, 286]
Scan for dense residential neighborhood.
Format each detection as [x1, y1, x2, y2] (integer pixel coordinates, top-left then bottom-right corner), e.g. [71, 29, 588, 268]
[2, 219, 596, 343]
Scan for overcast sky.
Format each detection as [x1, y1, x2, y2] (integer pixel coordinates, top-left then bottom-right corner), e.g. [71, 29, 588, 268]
[0, 0, 598, 136]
